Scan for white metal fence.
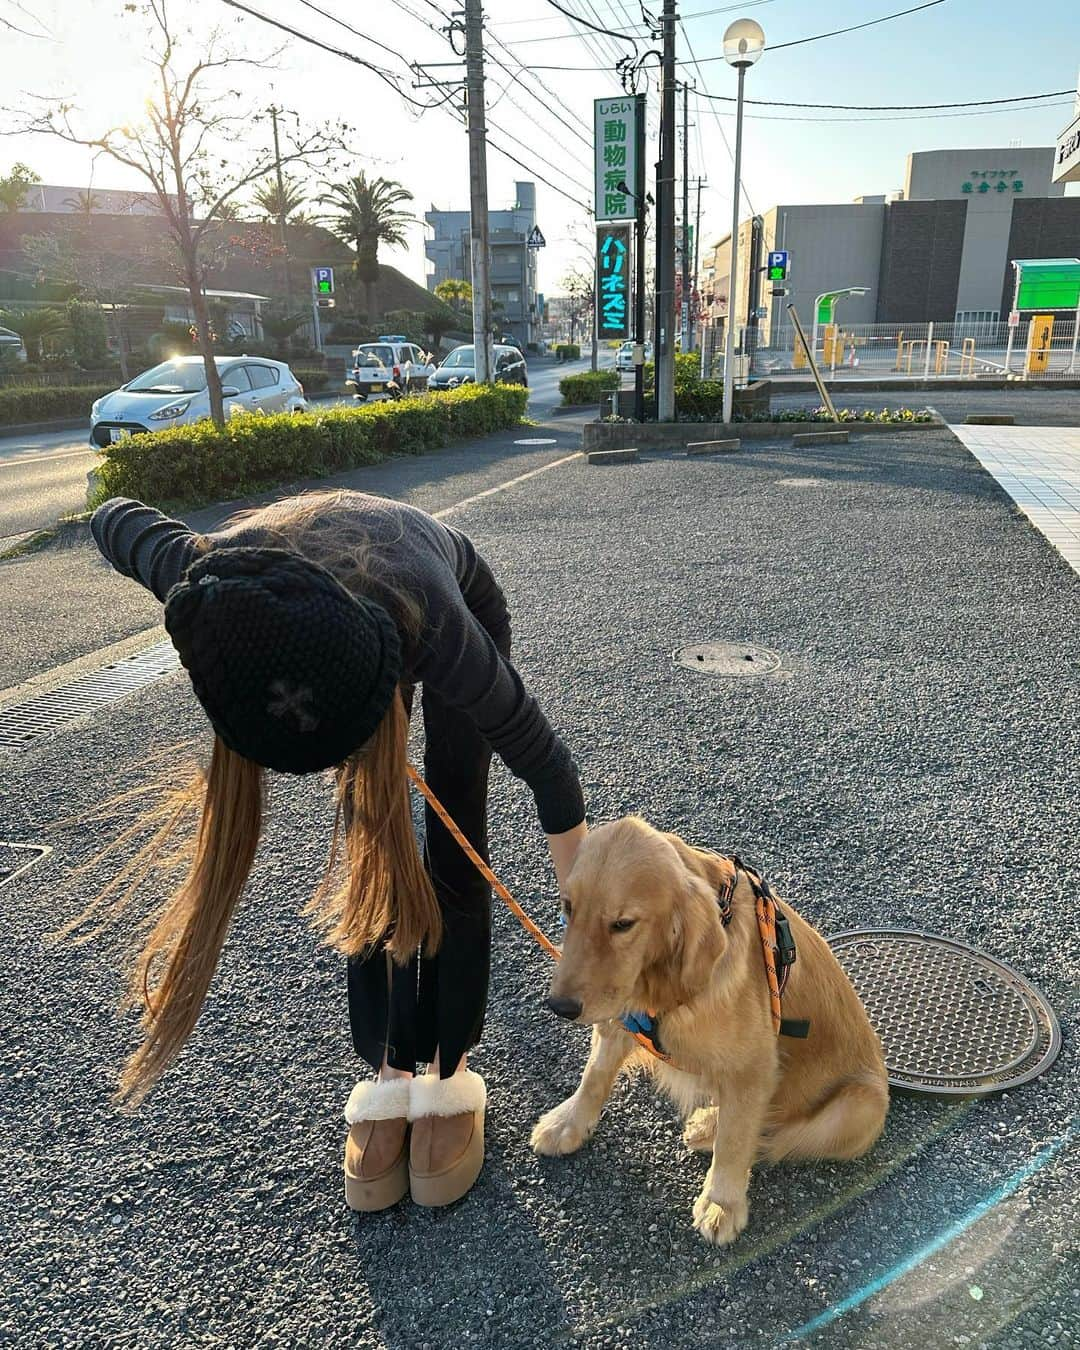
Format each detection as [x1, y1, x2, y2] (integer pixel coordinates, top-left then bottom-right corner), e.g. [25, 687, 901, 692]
[699, 317, 1080, 382]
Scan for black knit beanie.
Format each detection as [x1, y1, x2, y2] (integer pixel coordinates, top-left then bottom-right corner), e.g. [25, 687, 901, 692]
[164, 547, 402, 774]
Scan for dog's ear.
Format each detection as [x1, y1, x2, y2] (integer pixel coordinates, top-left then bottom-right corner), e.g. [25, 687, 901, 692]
[669, 871, 729, 1002]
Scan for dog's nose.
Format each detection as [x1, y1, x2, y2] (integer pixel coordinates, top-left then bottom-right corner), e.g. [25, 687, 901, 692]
[547, 995, 583, 1020]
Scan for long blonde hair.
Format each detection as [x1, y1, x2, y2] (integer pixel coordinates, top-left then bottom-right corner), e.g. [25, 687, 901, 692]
[68, 491, 440, 1106]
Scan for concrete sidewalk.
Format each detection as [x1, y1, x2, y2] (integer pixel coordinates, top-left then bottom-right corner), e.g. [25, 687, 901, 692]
[1, 426, 1077, 1348]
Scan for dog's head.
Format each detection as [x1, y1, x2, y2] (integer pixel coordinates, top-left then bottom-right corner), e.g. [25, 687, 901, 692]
[546, 816, 732, 1025]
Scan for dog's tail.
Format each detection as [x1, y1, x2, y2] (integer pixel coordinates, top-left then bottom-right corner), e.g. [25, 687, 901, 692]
[760, 1070, 888, 1163]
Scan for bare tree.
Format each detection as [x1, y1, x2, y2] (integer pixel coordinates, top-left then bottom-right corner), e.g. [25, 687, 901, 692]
[14, 1, 340, 426]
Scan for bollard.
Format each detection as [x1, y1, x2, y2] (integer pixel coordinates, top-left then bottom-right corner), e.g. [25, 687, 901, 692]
[687, 439, 740, 455]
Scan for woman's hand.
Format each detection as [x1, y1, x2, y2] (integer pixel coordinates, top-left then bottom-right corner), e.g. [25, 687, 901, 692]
[545, 822, 588, 895]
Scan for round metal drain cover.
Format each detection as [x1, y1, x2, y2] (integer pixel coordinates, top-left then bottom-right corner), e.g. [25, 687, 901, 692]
[675, 642, 781, 677]
[513, 437, 558, 446]
[829, 929, 1061, 1096]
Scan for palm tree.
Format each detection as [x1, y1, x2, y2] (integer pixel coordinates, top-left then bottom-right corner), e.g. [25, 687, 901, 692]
[434, 277, 472, 310]
[0, 307, 69, 362]
[318, 172, 416, 320]
[252, 174, 307, 224]
[63, 190, 100, 216]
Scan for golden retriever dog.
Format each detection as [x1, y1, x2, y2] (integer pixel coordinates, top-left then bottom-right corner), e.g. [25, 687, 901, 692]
[531, 817, 889, 1246]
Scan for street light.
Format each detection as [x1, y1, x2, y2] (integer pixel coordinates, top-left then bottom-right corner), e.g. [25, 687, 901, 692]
[721, 18, 765, 425]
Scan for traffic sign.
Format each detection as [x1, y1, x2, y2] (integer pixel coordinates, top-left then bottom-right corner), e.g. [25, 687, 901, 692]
[312, 266, 334, 296]
[527, 226, 546, 250]
[766, 249, 790, 282]
[1008, 309, 1020, 328]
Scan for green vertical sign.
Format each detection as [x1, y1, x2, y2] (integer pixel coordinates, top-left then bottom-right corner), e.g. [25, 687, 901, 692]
[594, 97, 639, 222]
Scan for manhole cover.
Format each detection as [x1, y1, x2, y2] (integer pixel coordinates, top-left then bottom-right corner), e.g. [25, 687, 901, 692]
[829, 929, 1061, 1096]
[674, 642, 781, 677]
[0, 842, 51, 888]
[513, 437, 558, 446]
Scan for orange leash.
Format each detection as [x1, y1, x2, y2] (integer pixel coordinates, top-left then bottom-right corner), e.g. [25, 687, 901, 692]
[406, 763, 789, 1050]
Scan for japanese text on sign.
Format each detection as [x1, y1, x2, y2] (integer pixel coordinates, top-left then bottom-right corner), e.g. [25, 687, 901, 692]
[596, 225, 631, 341]
[594, 97, 639, 222]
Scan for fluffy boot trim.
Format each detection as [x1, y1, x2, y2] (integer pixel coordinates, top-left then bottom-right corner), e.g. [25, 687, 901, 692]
[408, 1069, 487, 1120]
[344, 1077, 412, 1125]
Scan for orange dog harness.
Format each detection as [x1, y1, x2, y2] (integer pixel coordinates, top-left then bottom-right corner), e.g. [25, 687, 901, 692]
[406, 765, 808, 1063]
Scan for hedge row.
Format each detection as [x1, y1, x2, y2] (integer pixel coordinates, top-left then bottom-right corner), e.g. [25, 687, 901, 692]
[559, 369, 620, 405]
[555, 343, 581, 361]
[89, 383, 529, 507]
[293, 368, 330, 392]
[0, 384, 111, 426]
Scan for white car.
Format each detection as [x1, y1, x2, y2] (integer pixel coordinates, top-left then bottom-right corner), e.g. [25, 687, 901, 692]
[346, 341, 435, 400]
[89, 355, 308, 446]
[615, 340, 652, 372]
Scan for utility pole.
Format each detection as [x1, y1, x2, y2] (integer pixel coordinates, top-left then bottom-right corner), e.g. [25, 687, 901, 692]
[269, 106, 292, 314]
[655, 0, 677, 421]
[693, 176, 704, 353]
[634, 91, 647, 423]
[681, 80, 691, 356]
[464, 0, 493, 384]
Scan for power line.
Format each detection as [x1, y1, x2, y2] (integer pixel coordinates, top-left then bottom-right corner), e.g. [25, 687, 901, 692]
[218, 0, 460, 110]
[501, 0, 951, 70]
[539, 0, 640, 44]
[692, 87, 1076, 112]
[723, 99, 1075, 125]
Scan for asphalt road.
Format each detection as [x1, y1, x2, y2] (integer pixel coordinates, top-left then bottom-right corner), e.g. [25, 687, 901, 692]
[0, 354, 598, 543]
[1, 426, 1077, 1348]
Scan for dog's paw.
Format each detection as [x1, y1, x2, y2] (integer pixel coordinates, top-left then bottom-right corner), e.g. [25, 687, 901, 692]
[691, 1187, 749, 1246]
[530, 1096, 595, 1156]
[683, 1106, 718, 1153]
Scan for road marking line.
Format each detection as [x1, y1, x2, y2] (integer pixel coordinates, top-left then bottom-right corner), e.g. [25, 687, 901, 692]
[434, 450, 582, 519]
[0, 447, 94, 469]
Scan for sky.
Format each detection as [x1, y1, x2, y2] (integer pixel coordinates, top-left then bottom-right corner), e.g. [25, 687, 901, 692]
[2, 0, 1078, 297]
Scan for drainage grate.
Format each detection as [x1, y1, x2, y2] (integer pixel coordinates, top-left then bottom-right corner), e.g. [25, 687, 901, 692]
[0, 842, 51, 887]
[829, 928, 1061, 1096]
[674, 642, 781, 677]
[0, 641, 180, 751]
[513, 437, 559, 446]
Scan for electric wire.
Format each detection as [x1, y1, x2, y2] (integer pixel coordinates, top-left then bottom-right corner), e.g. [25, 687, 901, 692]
[692, 88, 1077, 111]
[539, 0, 640, 44]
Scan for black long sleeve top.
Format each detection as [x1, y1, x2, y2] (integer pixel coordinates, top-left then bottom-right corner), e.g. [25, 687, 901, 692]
[90, 494, 585, 835]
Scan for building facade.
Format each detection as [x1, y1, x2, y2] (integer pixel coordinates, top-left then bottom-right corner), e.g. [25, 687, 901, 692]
[425, 181, 539, 347]
[701, 146, 1078, 345]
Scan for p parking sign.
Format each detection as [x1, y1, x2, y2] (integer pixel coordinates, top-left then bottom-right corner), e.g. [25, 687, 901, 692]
[767, 250, 789, 282]
[596, 225, 631, 341]
[313, 266, 334, 296]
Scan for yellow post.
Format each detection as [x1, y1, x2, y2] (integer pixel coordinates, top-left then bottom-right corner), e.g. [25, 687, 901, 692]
[793, 336, 808, 369]
[823, 324, 839, 366]
[1026, 315, 1054, 373]
[960, 337, 975, 376]
[894, 330, 905, 371]
[934, 340, 950, 374]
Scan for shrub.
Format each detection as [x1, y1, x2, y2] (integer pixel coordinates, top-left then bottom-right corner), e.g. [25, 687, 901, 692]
[555, 343, 581, 361]
[293, 368, 330, 392]
[89, 383, 528, 508]
[66, 300, 109, 368]
[0, 384, 112, 426]
[559, 369, 620, 405]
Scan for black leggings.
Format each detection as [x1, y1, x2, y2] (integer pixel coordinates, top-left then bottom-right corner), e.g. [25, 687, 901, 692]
[346, 559, 511, 1079]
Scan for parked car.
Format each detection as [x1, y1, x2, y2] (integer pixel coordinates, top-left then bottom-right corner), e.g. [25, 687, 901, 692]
[346, 341, 434, 400]
[0, 325, 27, 362]
[89, 355, 308, 446]
[615, 339, 652, 372]
[428, 344, 528, 391]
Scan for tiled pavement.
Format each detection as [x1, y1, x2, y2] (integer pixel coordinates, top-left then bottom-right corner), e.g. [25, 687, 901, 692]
[950, 423, 1080, 575]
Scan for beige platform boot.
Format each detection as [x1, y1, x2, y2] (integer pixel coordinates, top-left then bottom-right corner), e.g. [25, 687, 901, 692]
[343, 1078, 411, 1212]
[407, 1070, 487, 1207]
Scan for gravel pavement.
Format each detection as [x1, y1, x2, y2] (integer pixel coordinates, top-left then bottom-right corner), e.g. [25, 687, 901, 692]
[1, 427, 1077, 1348]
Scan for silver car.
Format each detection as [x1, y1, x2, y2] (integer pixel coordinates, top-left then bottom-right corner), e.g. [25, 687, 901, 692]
[89, 355, 308, 446]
